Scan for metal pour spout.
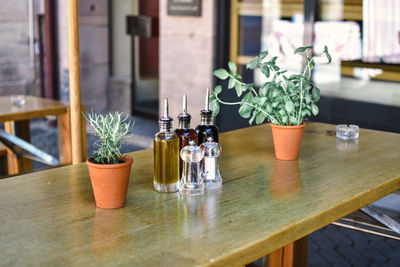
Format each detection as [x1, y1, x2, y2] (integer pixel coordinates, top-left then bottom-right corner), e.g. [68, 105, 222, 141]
[205, 88, 209, 110]
[183, 94, 187, 114]
[163, 98, 169, 118]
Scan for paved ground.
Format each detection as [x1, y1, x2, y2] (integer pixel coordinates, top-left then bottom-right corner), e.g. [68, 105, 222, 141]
[22, 117, 400, 266]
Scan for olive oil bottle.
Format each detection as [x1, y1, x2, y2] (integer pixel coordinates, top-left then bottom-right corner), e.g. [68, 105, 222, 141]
[153, 98, 180, 193]
[175, 94, 197, 176]
[195, 88, 219, 145]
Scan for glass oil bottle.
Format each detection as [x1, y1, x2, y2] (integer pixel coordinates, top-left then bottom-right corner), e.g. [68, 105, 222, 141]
[195, 88, 219, 145]
[175, 94, 197, 176]
[180, 140, 204, 195]
[200, 137, 222, 190]
[153, 98, 180, 193]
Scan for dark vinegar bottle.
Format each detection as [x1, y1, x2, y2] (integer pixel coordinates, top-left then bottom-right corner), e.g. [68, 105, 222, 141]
[175, 94, 197, 176]
[195, 88, 219, 145]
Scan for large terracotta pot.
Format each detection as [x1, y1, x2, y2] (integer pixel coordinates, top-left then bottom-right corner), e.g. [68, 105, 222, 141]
[86, 155, 133, 209]
[270, 123, 305, 160]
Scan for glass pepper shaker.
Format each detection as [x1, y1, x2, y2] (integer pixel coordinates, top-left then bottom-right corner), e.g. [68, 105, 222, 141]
[180, 140, 204, 195]
[200, 137, 222, 190]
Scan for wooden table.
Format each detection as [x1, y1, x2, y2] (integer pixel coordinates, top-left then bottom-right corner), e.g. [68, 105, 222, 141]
[0, 123, 399, 266]
[0, 96, 86, 175]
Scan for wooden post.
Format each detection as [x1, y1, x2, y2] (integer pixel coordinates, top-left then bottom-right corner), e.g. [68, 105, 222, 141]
[67, 0, 83, 164]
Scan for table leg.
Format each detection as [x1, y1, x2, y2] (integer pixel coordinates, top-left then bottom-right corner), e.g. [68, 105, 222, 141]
[267, 236, 308, 267]
[4, 120, 32, 175]
[58, 108, 72, 165]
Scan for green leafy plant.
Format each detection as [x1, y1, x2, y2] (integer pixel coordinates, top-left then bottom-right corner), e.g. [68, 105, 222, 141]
[84, 111, 134, 164]
[210, 46, 332, 126]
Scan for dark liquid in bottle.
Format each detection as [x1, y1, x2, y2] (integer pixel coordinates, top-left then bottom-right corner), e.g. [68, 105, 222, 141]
[195, 125, 219, 145]
[175, 128, 197, 176]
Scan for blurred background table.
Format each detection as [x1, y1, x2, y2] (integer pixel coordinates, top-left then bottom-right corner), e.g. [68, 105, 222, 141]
[0, 96, 86, 175]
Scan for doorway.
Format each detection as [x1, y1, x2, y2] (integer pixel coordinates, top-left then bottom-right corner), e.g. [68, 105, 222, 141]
[109, 0, 159, 120]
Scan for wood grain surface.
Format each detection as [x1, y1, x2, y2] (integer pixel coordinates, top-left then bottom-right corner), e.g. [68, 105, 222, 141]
[0, 123, 400, 266]
[0, 96, 68, 122]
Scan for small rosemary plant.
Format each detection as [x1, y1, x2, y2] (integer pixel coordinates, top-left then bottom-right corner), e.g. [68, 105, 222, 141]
[210, 46, 332, 126]
[84, 111, 134, 164]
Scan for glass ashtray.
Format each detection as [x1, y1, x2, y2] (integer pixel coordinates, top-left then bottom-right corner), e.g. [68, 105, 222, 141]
[336, 124, 359, 141]
[10, 95, 26, 107]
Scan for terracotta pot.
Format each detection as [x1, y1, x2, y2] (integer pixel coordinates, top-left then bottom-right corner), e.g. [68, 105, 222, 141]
[270, 123, 305, 160]
[86, 155, 133, 209]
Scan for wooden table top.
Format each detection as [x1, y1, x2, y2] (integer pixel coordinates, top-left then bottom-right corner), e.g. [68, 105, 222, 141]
[0, 96, 68, 122]
[1, 123, 400, 266]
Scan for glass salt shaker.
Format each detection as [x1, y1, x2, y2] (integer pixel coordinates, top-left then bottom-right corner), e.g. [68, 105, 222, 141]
[180, 140, 204, 195]
[200, 137, 222, 190]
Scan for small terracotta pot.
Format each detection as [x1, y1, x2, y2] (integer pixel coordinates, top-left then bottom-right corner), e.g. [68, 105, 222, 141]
[86, 155, 133, 209]
[270, 123, 305, 160]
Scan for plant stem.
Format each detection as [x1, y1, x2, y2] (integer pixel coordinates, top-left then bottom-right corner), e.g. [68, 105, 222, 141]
[216, 98, 242, 106]
[229, 74, 259, 96]
[215, 96, 275, 122]
[273, 110, 284, 125]
[297, 77, 304, 125]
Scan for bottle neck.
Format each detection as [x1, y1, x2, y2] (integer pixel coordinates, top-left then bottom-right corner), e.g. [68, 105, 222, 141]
[201, 115, 212, 125]
[178, 120, 191, 129]
[200, 110, 213, 125]
[159, 119, 172, 132]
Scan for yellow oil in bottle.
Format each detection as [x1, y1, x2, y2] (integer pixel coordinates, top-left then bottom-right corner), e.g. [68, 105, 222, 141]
[153, 135, 180, 192]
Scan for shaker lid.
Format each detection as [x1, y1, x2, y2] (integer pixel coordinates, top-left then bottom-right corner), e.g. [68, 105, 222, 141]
[180, 140, 203, 162]
[200, 137, 222, 157]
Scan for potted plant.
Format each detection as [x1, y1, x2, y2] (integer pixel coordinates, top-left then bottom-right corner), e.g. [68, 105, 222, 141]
[84, 111, 134, 209]
[210, 46, 331, 160]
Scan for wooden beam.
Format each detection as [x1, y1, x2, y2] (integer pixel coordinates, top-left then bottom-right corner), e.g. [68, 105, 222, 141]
[230, 0, 239, 66]
[67, 0, 83, 164]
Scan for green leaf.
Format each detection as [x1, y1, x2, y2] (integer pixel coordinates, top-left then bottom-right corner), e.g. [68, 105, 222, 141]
[266, 102, 273, 113]
[304, 94, 311, 104]
[285, 100, 295, 114]
[259, 50, 268, 60]
[259, 85, 268, 97]
[213, 69, 230, 80]
[209, 99, 220, 118]
[272, 101, 279, 108]
[294, 46, 313, 54]
[261, 65, 270, 78]
[239, 103, 253, 119]
[258, 97, 267, 106]
[235, 83, 245, 97]
[281, 115, 288, 124]
[256, 112, 265, 124]
[242, 92, 254, 103]
[294, 47, 306, 54]
[312, 87, 320, 102]
[213, 85, 222, 96]
[246, 59, 259, 70]
[311, 103, 319, 116]
[272, 88, 280, 98]
[324, 45, 332, 63]
[289, 116, 297, 125]
[228, 61, 237, 73]
[228, 78, 235, 89]
[249, 110, 258, 125]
